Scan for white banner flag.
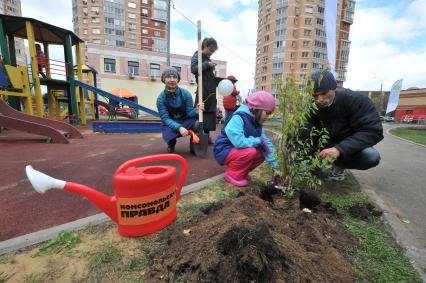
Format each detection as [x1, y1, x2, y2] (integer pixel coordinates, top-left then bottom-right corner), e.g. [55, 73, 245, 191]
[386, 79, 403, 114]
[325, 0, 338, 75]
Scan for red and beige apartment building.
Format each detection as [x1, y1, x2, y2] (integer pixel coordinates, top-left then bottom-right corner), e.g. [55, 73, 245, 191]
[72, 0, 168, 57]
[0, 0, 26, 66]
[255, 0, 355, 95]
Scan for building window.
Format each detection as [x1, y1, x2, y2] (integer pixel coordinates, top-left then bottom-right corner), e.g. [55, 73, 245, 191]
[304, 18, 312, 25]
[93, 39, 101, 44]
[305, 6, 314, 13]
[116, 40, 125, 47]
[142, 18, 148, 24]
[301, 63, 308, 69]
[142, 8, 148, 16]
[129, 33, 136, 40]
[128, 61, 139, 75]
[154, 31, 161, 37]
[154, 21, 160, 27]
[129, 44, 137, 49]
[128, 13, 136, 19]
[128, 2, 136, 8]
[303, 40, 310, 47]
[83, 7, 88, 14]
[91, 6, 100, 14]
[129, 23, 136, 30]
[303, 29, 311, 36]
[92, 28, 100, 34]
[104, 58, 116, 73]
[83, 18, 88, 24]
[301, 52, 309, 58]
[142, 28, 148, 34]
[142, 0, 148, 3]
[142, 38, 149, 44]
[150, 63, 160, 78]
[290, 52, 296, 59]
[92, 17, 99, 23]
[83, 29, 88, 35]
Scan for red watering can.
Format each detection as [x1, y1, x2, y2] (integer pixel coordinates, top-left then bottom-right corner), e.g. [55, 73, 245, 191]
[25, 154, 188, 237]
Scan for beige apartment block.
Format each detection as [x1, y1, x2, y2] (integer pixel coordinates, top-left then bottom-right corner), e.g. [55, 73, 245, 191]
[72, 0, 168, 60]
[255, 0, 355, 95]
[0, 0, 26, 66]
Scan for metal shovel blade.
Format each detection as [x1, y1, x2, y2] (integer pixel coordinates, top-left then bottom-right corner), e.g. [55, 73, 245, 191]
[192, 126, 209, 158]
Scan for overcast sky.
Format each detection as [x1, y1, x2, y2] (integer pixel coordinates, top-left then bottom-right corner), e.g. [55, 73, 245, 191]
[20, 0, 426, 95]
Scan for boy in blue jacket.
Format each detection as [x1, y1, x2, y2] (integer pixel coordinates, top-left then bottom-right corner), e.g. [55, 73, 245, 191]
[157, 67, 204, 153]
[214, 91, 278, 187]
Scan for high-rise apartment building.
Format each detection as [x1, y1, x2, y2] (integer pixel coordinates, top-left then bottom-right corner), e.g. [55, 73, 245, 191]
[72, 0, 168, 57]
[0, 0, 26, 66]
[255, 0, 355, 94]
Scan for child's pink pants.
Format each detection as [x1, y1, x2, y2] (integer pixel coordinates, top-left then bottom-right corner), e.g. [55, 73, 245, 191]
[224, 147, 265, 181]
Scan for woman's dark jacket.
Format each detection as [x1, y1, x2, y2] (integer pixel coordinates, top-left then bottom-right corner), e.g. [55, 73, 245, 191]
[191, 51, 217, 112]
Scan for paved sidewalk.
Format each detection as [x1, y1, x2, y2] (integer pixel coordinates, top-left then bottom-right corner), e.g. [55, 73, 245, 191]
[352, 123, 426, 280]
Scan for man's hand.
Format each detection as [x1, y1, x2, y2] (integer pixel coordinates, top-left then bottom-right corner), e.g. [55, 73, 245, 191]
[208, 62, 217, 68]
[179, 127, 189, 137]
[197, 102, 205, 112]
[319, 147, 340, 160]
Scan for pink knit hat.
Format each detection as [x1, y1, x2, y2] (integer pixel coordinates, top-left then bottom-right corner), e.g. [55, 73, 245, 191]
[245, 91, 276, 112]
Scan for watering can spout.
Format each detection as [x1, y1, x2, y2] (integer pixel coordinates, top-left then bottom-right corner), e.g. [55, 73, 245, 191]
[25, 165, 118, 222]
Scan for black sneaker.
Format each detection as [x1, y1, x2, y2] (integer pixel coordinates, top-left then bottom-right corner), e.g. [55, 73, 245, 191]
[167, 145, 175, 153]
[328, 164, 345, 181]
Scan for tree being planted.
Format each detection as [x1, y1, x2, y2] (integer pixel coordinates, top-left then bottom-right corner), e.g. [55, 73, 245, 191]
[273, 75, 331, 195]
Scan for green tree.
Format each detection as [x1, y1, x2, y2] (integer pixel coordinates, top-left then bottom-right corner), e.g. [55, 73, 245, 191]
[273, 75, 331, 196]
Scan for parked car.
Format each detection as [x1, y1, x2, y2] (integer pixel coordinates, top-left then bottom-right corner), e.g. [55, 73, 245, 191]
[384, 116, 394, 122]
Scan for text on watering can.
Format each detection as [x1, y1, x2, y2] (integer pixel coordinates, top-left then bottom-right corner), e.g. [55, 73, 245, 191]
[117, 186, 176, 225]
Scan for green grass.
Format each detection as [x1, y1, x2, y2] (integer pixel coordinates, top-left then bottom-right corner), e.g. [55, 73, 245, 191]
[321, 190, 422, 283]
[390, 126, 426, 145]
[34, 231, 81, 256]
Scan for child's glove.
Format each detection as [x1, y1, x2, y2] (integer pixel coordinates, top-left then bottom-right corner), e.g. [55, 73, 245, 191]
[260, 138, 270, 155]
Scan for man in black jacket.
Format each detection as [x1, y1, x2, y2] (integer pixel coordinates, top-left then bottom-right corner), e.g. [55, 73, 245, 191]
[308, 70, 384, 180]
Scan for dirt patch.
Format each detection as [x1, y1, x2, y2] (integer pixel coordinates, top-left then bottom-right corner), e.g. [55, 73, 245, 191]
[348, 203, 383, 220]
[147, 189, 357, 282]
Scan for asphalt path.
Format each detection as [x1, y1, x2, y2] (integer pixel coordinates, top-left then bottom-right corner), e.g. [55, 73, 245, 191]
[351, 123, 426, 279]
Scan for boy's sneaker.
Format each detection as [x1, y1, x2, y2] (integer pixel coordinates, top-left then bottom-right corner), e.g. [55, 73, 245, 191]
[328, 164, 346, 181]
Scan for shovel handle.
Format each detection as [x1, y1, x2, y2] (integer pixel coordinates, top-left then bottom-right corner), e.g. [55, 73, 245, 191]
[115, 154, 188, 201]
[197, 20, 203, 123]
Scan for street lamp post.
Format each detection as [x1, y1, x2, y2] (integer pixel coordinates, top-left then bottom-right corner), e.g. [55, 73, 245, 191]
[374, 77, 384, 115]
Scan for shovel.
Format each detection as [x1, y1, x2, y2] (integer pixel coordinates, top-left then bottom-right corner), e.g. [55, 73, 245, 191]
[191, 20, 209, 158]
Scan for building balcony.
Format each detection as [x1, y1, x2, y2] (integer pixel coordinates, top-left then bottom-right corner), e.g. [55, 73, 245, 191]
[343, 11, 354, 24]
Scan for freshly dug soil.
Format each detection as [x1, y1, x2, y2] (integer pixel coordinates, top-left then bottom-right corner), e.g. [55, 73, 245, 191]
[348, 203, 383, 220]
[147, 188, 357, 282]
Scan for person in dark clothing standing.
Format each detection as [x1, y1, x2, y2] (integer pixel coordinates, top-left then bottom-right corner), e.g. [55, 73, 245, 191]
[307, 70, 384, 180]
[191, 37, 218, 144]
[157, 67, 204, 153]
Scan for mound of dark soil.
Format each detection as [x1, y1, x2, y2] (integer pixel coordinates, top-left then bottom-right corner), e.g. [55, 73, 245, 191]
[348, 203, 383, 220]
[147, 189, 357, 283]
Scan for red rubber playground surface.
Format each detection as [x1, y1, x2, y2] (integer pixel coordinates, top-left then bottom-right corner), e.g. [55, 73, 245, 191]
[0, 124, 224, 241]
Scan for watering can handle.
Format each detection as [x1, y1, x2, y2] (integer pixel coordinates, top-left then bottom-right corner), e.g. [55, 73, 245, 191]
[115, 154, 188, 200]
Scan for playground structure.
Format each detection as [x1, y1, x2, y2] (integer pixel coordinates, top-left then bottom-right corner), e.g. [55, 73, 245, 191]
[0, 15, 162, 139]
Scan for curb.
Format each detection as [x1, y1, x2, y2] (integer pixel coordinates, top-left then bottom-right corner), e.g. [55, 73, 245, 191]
[0, 173, 224, 256]
[386, 127, 426, 148]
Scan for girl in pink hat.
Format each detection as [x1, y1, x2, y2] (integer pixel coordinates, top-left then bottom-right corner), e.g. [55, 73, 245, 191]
[213, 91, 278, 187]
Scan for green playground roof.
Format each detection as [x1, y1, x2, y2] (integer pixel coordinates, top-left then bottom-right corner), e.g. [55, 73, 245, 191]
[0, 14, 83, 45]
